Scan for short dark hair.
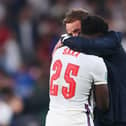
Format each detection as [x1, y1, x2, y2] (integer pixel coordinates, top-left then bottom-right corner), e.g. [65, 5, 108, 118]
[63, 8, 88, 24]
[81, 15, 109, 35]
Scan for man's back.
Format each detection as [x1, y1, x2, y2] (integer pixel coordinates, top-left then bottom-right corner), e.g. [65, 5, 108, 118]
[46, 46, 108, 126]
[103, 46, 126, 123]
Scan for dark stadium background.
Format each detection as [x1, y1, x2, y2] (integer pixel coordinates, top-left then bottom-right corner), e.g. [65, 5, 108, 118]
[0, 0, 125, 126]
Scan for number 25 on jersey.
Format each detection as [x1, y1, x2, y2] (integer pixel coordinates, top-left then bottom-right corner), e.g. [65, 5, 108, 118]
[50, 60, 80, 99]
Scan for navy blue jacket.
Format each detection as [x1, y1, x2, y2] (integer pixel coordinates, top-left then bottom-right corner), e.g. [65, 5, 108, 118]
[63, 31, 126, 123]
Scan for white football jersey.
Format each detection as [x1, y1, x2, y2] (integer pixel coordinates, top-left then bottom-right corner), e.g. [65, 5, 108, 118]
[47, 46, 107, 126]
[46, 46, 107, 126]
[49, 46, 107, 111]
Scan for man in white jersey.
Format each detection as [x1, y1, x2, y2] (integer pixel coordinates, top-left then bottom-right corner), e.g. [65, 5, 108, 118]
[46, 46, 109, 126]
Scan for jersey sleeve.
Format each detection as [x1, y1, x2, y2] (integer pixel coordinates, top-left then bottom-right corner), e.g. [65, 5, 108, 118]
[91, 58, 107, 85]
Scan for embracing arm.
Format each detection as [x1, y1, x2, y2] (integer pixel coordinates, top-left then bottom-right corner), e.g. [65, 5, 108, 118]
[63, 31, 122, 56]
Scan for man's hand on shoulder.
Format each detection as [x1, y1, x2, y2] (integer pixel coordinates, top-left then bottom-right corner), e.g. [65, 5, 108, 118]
[52, 33, 72, 57]
[52, 39, 63, 57]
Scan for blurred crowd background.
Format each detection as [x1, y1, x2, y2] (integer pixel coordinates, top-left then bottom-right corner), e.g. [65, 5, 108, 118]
[0, 0, 126, 126]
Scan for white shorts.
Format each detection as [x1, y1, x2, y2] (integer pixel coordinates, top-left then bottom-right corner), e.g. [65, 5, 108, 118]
[45, 110, 94, 126]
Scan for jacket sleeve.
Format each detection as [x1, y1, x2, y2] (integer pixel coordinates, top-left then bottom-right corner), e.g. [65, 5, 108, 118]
[63, 31, 122, 56]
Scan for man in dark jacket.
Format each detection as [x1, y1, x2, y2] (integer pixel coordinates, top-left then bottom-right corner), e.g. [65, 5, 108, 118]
[61, 15, 126, 126]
